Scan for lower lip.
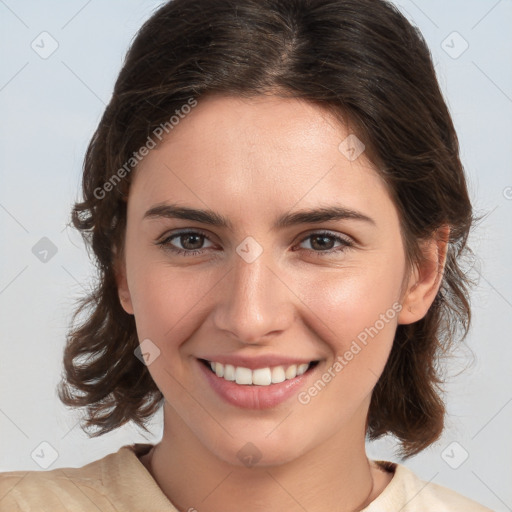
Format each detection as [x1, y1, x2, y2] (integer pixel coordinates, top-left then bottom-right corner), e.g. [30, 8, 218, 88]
[197, 359, 317, 410]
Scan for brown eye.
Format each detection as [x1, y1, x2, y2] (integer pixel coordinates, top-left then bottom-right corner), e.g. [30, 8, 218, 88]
[173, 233, 205, 250]
[309, 234, 336, 251]
[298, 231, 353, 256]
[157, 230, 215, 256]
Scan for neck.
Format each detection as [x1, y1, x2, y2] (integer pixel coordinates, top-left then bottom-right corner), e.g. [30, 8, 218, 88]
[141, 405, 387, 512]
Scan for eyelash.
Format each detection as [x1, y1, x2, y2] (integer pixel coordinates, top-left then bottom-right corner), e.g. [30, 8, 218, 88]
[155, 229, 354, 258]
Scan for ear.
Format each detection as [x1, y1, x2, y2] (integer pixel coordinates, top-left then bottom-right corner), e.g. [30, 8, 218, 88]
[113, 247, 134, 315]
[398, 225, 450, 325]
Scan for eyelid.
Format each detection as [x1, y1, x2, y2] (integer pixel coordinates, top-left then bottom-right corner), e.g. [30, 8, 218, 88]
[157, 227, 213, 243]
[156, 228, 216, 249]
[299, 228, 354, 245]
[156, 227, 356, 257]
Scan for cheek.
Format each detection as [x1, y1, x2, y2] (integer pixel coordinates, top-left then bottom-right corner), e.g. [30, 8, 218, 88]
[128, 263, 208, 341]
[296, 258, 404, 345]
[291, 251, 405, 391]
[125, 247, 225, 381]
[126, 263, 212, 395]
[292, 271, 402, 415]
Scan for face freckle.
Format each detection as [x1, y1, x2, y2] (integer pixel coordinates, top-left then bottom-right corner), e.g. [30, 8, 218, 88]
[117, 94, 412, 467]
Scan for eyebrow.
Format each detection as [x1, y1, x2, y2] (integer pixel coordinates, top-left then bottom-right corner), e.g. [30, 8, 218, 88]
[143, 202, 376, 229]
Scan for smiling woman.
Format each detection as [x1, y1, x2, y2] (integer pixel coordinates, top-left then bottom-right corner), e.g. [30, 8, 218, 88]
[0, 0, 493, 511]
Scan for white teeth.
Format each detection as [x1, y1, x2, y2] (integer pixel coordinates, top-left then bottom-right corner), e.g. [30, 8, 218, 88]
[224, 364, 236, 381]
[207, 360, 313, 386]
[214, 362, 224, 378]
[252, 368, 272, 386]
[271, 366, 286, 384]
[285, 364, 297, 380]
[297, 363, 309, 376]
[235, 366, 252, 385]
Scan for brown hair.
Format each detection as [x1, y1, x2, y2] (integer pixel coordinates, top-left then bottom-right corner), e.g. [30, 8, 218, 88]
[58, 0, 476, 459]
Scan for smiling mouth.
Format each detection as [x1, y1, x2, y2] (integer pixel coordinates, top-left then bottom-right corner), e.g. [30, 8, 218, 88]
[199, 359, 320, 386]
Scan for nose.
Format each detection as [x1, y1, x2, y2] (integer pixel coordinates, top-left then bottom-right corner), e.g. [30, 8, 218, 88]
[212, 249, 295, 345]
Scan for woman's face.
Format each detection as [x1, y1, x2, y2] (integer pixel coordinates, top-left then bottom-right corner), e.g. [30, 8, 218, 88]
[118, 94, 414, 466]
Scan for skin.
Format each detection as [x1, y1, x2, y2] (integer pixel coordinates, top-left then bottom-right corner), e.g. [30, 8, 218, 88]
[116, 94, 448, 512]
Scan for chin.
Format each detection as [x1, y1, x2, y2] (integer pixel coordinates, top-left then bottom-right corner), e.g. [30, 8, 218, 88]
[201, 426, 313, 469]
[217, 443, 304, 469]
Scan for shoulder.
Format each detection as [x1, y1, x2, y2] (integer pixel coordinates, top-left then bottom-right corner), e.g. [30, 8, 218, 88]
[365, 460, 495, 512]
[0, 443, 174, 512]
[0, 449, 120, 512]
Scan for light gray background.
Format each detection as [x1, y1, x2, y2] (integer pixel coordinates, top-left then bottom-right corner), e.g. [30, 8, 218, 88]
[0, 1, 511, 510]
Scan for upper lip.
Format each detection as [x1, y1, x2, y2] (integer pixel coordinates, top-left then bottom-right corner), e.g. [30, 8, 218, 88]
[198, 354, 320, 370]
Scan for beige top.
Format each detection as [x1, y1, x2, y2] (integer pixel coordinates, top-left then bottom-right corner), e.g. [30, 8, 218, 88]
[0, 443, 493, 511]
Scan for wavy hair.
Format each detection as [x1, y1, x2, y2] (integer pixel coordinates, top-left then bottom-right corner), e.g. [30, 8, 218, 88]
[58, 0, 477, 458]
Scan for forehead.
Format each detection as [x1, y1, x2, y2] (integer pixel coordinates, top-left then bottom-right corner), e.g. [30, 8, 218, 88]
[129, 94, 397, 227]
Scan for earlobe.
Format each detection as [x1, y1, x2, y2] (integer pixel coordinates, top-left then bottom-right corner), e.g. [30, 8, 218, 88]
[118, 289, 134, 315]
[113, 254, 134, 315]
[398, 225, 450, 325]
